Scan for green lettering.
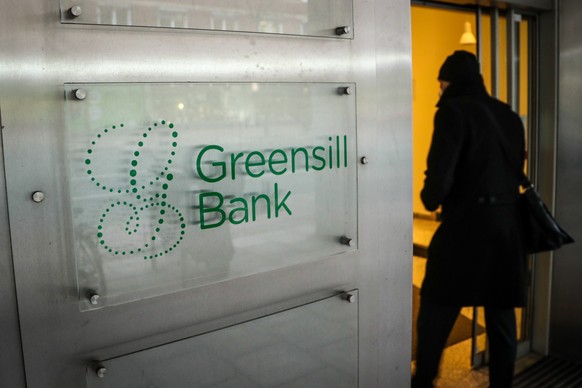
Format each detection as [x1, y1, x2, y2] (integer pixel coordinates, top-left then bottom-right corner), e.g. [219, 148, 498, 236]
[252, 194, 271, 221]
[344, 135, 348, 168]
[274, 183, 292, 217]
[268, 149, 288, 175]
[196, 145, 226, 183]
[291, 147, 309, 173]
[230, 152, 244, 180]
[245, 151, 266, 178]
[328, 137, 333, 169]
[199, 192, 225, 229]
[229, 197, 249, 224]
[336, 136, 340, 168]
[312, 146, 326, 171]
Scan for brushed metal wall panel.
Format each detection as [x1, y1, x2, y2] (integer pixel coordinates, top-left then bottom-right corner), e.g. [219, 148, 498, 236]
[86, 292, 357, 388]
[0, 0, 412, 386]
[550, 0, 582, 363]
[0, 110, 27, 388]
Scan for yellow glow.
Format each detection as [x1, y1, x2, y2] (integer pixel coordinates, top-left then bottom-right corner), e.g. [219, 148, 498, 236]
[411, 6, 528, 216]
[177, 103, 185, 110]
[460, 21, 477, 45]
[411, 6, 476, 216]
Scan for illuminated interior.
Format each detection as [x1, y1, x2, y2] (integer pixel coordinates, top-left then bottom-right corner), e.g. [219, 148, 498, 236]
[412, 6, 529, 217]
[411, 3, 531, 385]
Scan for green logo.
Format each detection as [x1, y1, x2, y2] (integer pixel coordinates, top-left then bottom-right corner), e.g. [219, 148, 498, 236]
[85, 120, 186, 260]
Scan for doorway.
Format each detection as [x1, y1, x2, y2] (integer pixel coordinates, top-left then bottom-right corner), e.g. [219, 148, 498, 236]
[411, 1, 536, 385]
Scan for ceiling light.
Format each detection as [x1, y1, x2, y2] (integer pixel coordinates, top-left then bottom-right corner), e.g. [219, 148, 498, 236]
[460, 21, 477, 45]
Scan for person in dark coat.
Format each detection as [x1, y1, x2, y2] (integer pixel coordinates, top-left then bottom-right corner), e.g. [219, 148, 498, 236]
[412, 51, 528, 388]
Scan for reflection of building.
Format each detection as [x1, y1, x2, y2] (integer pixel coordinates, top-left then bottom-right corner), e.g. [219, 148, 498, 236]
[94, 0, 312, 34]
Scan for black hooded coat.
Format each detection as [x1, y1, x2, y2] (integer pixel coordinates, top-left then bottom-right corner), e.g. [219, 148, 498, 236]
[420, 52, 528, 307]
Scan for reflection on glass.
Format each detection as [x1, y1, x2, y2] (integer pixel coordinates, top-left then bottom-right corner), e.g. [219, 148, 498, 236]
[60, 0, 354, 38]
[64, 83, 357, 309]
[86, 292, 358, 387]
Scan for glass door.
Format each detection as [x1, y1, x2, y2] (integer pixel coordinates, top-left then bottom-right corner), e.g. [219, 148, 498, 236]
[411, 0, 538, 380]
[411, 3, 488, 381]
[473, 6, 537, 365]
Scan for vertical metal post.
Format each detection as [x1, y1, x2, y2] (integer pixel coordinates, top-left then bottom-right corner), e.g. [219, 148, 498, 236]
[471, 5, 484, 370]
[515, 13, 522, 113]
[507, 9, 521, 111]
[507, 9, 515, 109]
[471, 307, 480, 367]
[471, 0, 481, 347]
[476, 6, 482, 67]
[491, 8, 499, 98]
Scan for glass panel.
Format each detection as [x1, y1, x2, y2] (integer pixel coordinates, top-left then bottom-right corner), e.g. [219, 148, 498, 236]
[476, 11, 532, 352]
[86, 291, 358, 387]
[64, 82, 357, 310]
[517, 16, 530, 344]
[59, 0, 354, 39]
[480, 13, 509, 103]
[410, 5, 476, 217]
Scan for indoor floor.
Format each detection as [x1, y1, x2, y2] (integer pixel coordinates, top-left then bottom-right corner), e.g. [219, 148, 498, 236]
[412, 217, 540, 387]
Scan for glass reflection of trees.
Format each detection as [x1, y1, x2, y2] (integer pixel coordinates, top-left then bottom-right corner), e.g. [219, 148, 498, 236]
[91, 0, 332, 36]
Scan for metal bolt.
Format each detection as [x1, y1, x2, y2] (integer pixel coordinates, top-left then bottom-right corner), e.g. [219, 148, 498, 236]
[337, 86, 351, 96]
[89, 293, 100, 305]
[360, 156, 369, 165]
[335, 26, 351, 36]
[32, 191, 45, 203]
[340, 236, 355, 247]
[343, 293, 356, 303]
[74, 89, 87, 100]
[69, 5, 82, 17]
[96, 367, 107, 378]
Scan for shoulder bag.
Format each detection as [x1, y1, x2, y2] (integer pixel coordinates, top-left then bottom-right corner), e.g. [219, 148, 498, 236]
[486, 107, 574, 253]
[519, 175, 574, 253]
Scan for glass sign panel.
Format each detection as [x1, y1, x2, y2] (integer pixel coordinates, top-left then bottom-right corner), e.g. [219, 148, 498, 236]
[60, 0, 354, 39]
[63, 83, 357, 309]
[86, 291, 358, 387]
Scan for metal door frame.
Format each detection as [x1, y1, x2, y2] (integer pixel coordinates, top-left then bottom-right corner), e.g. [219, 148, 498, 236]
[485, 5, 540, 363]
[410, 0, 552, 369]
[0, 105, 27, 388]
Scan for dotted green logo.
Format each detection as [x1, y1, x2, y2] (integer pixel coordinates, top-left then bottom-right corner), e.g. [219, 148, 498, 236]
[85, 120, 186, 260]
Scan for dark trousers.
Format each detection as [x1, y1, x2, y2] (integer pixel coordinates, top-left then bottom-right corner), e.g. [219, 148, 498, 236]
[412, 300, 517, 388]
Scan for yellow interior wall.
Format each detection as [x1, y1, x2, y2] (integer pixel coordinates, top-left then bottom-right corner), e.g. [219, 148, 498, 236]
[411, 6, 528, 216]
[479, 14, 508, 102]
[480, 14, 529, 117]
[411, 6, 476, 216]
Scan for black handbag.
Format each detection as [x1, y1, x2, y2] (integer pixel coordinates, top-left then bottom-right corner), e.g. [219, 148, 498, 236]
[519, 176, 574, 253]
[485, 106, 574, 254]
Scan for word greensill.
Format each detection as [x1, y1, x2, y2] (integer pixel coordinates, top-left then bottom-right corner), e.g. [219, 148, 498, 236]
[195, 135, 349, 229]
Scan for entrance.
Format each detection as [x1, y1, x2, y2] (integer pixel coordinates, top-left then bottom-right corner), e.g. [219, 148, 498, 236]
[411, 1, 537, 384]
